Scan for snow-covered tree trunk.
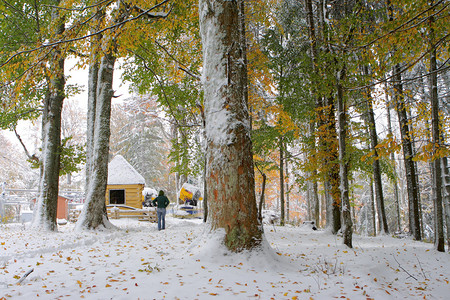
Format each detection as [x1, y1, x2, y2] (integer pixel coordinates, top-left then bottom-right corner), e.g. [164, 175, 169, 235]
[86, 60, 99, 189]
[369, 178, 376, 236]
[77, 52, 115, 230]
[85, 7, 103, 202]
[31, 7, 65, 231]
[337, 67, 352, 248]
[199, 0, 262, 251]
[441, 157, 450, 249]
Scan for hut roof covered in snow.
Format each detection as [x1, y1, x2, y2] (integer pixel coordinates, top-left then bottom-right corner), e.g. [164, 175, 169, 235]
[107, 155, 145, 185]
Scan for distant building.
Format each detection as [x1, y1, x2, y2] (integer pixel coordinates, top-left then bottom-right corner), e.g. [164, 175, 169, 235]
[105, 155, 146, 209]
[31, 195, 69, 221]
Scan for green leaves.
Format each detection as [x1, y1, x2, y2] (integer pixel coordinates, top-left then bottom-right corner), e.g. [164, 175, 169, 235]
[27, 136, 86, 176]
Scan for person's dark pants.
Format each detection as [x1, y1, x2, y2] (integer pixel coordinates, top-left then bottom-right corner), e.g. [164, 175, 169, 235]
[156, 208, 166, 230]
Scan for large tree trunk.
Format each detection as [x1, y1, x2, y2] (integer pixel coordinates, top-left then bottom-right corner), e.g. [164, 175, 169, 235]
[199, 0, 262, 251]
[77, 4, 130, 230]
[428, 12, 445, 251]
[77, 52, 115, 230]
[32, 7, 65, 231]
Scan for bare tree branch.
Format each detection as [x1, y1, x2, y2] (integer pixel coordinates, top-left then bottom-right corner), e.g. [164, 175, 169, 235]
[14, 128, 39, 164]
[392, 254, 418, 281]
[154, 40, 201, 79]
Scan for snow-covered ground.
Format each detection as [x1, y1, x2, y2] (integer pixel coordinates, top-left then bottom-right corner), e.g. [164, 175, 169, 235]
[1, 217, 448, 299]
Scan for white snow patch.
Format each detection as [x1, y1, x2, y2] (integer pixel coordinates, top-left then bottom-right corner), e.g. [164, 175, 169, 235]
[1, 218, 448, 299]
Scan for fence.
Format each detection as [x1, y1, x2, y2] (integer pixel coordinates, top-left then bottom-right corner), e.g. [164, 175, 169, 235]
[0, 185, 84, 223]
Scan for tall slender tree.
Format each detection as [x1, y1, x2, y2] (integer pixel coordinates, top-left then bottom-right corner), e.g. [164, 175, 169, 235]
[428, 1, 444, 252]
[77, 1, 171, 229]
[363, 66, 389, 235]
[386, 0, 422, 240]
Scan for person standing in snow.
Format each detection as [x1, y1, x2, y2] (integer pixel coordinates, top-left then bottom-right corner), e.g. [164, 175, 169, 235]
[152, 190, 170, 230]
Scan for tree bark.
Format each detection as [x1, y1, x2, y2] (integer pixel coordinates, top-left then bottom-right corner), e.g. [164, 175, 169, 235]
[32, 5, 65, 231]
[199, 0, 262, 251]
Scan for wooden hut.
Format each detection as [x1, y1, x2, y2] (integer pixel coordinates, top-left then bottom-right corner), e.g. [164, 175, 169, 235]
[105, 155, 145, 209]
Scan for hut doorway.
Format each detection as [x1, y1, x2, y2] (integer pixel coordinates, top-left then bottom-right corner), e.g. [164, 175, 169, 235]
[109, 189, 125, 205]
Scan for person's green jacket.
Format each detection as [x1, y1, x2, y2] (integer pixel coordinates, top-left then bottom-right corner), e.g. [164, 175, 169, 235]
[152, 195, 169, 208]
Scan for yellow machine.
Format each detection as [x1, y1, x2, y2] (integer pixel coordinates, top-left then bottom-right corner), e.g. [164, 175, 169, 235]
[175, 183, 203, 219]
[179, 183, 203, 206]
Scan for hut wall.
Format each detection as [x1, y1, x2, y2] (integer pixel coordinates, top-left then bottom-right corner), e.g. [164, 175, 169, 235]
[106, 184, 144, 209]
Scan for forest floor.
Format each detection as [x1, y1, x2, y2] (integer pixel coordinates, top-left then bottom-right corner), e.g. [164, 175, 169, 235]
[0, 216, 448, 299]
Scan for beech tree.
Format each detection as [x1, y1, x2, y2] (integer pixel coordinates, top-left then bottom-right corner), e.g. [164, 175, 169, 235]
[33, 6, 65, 231]
[77, 1, 171, 229]
[77, 4, 124, 230]
[0, 0, 68, 231]
[199, 0, 262, 251]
